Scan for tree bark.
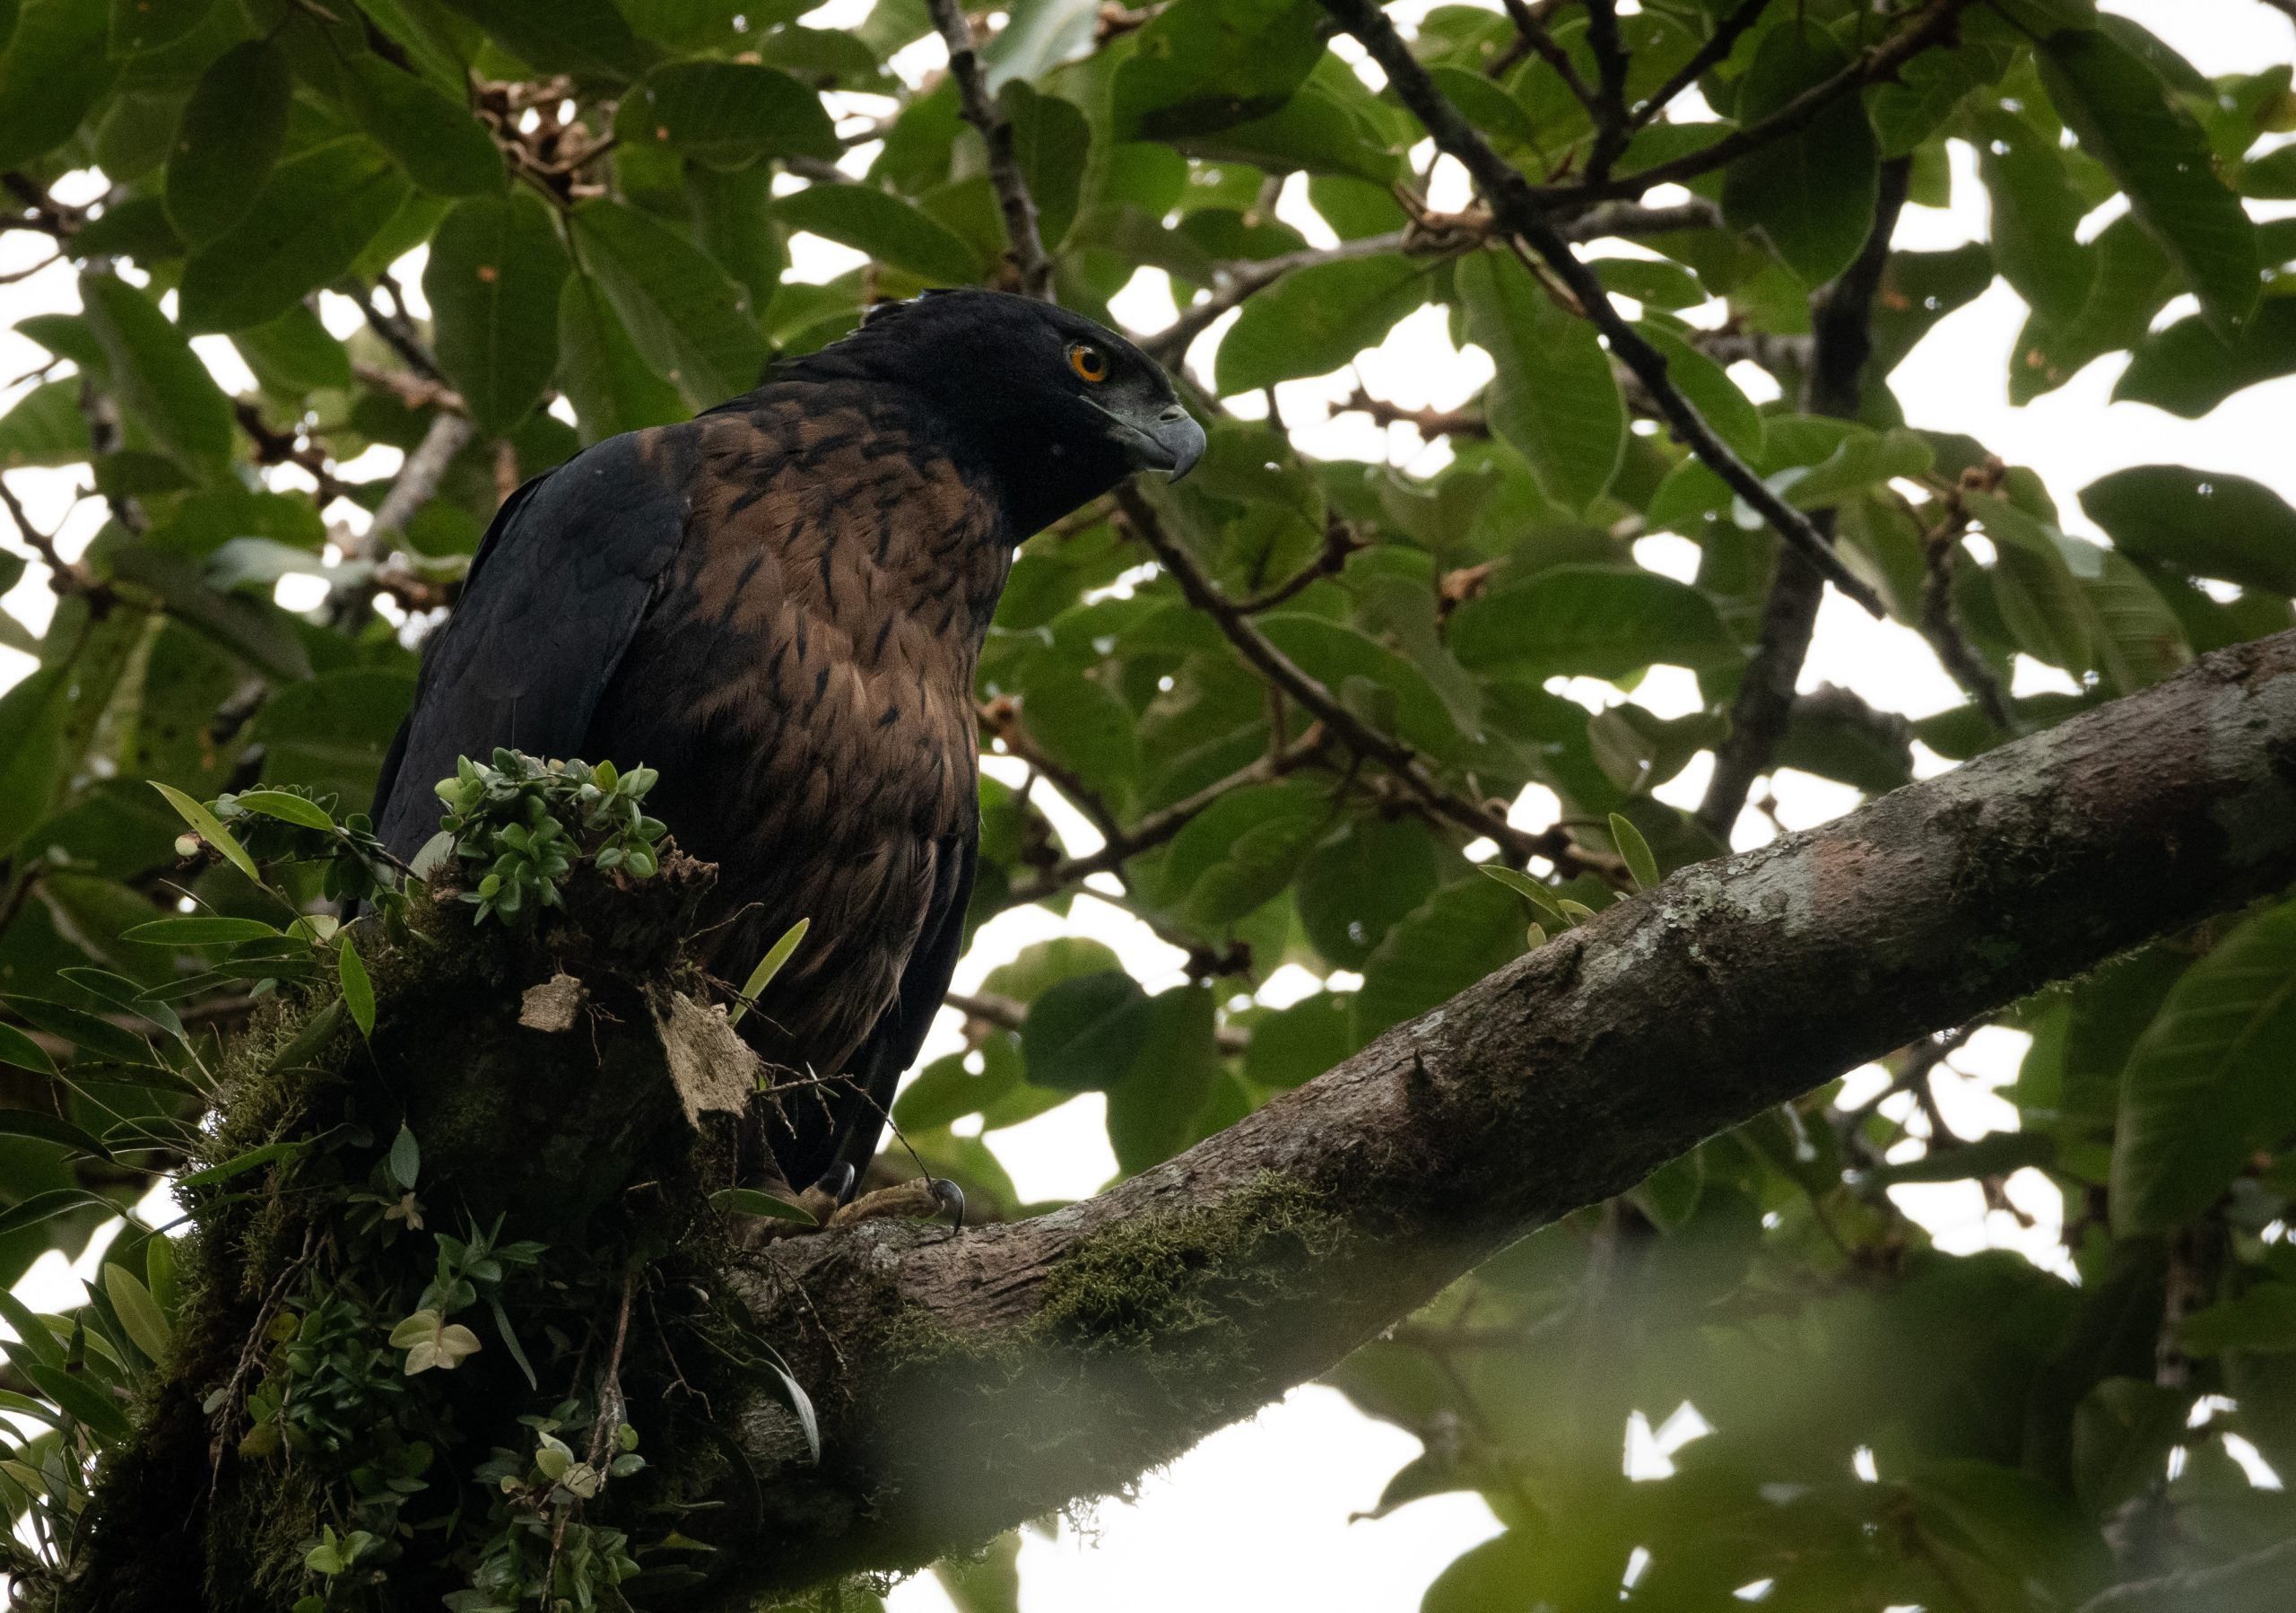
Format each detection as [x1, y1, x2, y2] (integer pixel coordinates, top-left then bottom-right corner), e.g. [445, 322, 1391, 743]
[706, 627, 2296, 1601]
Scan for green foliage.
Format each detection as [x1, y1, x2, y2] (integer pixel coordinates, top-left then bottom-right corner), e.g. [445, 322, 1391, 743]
[0, 0, 2292, 1604]
[433, 751, 665, 925]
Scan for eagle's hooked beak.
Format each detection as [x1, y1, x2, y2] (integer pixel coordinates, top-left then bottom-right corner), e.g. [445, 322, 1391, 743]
[1092, 398, 1206, 478]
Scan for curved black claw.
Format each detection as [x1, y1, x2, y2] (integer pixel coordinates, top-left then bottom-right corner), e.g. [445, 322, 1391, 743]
[811, 1162, 857, 1206]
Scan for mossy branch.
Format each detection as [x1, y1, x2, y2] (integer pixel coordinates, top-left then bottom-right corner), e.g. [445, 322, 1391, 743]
[55, 631, 2296, 1610]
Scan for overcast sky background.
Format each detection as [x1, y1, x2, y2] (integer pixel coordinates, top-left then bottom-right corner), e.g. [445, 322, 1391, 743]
[1, 1, 2292, 1606]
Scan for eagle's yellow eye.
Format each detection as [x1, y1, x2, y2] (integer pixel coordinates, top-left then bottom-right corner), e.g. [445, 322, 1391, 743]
[1068, 343, 1110, 383]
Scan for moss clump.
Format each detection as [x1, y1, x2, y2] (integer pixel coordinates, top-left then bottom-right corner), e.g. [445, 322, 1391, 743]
[1027, 1173, 1342, 1358]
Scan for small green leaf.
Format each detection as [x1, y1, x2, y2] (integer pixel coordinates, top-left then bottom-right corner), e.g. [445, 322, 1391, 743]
[1216, 254, 1432, 395]
[337, 938, 376, 1040]
[23, 1361, 130, 1443]
[425, 192, 572, 433]
[1556, 899, 1598, 924]
[101, 1264, 170, 1365]
[124, 916, 283, 947]
[149, 781, 262, 885]
[79, 273, 234, 473]
[1607, 814, 1659, 892]
[177, 1140, 303, 1189]
[5, 997, 156, 1066]
[387, 1124, 420, 1190]
[341, 52, 505, 196]
[178, 138, 413, 334]
[1477, 863, 1568, 923]
[0, 1110, 114, 1162]
[229, 789, 336, 832]
[0, 1189, 110, 1242]
[0, 1023, 58, 1077]
[709, 1185, 819, 1225]
[1719, 23, 1881, 286]
[616, 58, 840, 166]
[728, 918, 808, 1028]
[0, 0, 117, 171]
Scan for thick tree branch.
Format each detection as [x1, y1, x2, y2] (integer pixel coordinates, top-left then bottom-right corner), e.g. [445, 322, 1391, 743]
[927, 0, 1056, 299]
[1699, 158, 1910, 839]
[704, 626, 2296, 1599]
[1319, 0, 1887, 616]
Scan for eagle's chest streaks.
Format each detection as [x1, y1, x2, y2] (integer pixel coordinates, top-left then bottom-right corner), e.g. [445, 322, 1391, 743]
[581, 399, 1009, 1076]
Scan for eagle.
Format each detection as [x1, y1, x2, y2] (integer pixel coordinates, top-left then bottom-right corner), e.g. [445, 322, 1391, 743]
[370, 290, 1204, 1201]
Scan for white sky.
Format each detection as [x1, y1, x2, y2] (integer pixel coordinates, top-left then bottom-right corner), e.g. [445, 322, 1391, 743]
[1, 2, 2291, 1606]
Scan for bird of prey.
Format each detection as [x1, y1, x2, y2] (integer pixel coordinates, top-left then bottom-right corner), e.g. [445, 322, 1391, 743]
[371, 290, 1204, 1200]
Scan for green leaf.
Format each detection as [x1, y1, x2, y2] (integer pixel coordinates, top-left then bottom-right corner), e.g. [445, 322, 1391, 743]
[22, 1360, 129, 1442]
[230, 789, 337, 832]
[149, 780, 262, 885]
[1975, 107, 2094, 325]
[1970, 493, 2186, 693]
[1016, 674, 1138, 802]
[438, 0, 652, 80]
[1020, 971, 1151, 1092]
[1002, 78, 1089, 248]
[387, 1122, 419, 1190]
[618, 59, 840, 167]
[5, 996, 155, 1067]
[1294, 812, 1440, 970]
[0, 1286, 62, 1371]
[0, 667, 69, 858]
[570, 199, 771, 411]
[0, 378, 94, 469]
[1102, 982, 1218, 1173]
[167, 41, 292, 248]
[2113, 295, 2296, 418]
[1478, 863, 1567, 924]
[1215, 254, 1432, 395]
[556, 274, 687, 445]
[1778, 425, 1935, 510]
[2039, 26, 2260, 339]
[177, 1139, 303, 1188]
[342, 52, 504, 196]
[111, 0, 218, 54]
[1720, 23, 1881, 286]
[1356, 876, 1526, 1040]
[179, 138, 413, 333]
[1110, 0, 1327, 141]
[0, 0, 117, 170]
[123, 915, 282, 947]
[1258, 615, 1471, 758]
[0, 1108, 113, 1161]
[1449, 565, 1737, 680]
[79, 272, 232, 474]
[424, 192, 571, 432]
[728, 917, 808, 1028]
[2111, 898, 2296, 1235]
[101, 1263, 170, 1365]
[109, 548, 314, 683]
[2080, 464, 2296, 596]
[231, 302, 353, 398]
[709, 1185, 819, 1225]
[1607, 813, 1658, 891]
[0, 1189, 111, 1242]
[775, 183, 986, 283]
[1455, 250, 1625, 513]
[337, 937, 375, 1040]
[1633, 319, 1762, 460]
[0, 1024, 58, 1077]
[1155, 781, 1330, 928]
[2007, 213, 2175, 404]
[1243, 990, 1354, 1090]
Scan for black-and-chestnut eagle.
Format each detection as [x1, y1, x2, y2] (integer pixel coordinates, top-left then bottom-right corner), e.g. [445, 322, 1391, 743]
[371, 291, 1205, 1202]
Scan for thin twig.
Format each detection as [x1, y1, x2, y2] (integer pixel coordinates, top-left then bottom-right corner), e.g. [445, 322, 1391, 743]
[1697, 158, 1910, 839]
[1579, 0, 1633, 179]
[1143, 199, 1719, 368]
[947, 989, 1252, 1053]
[1625, 0, 1773, 136]
[1340, 388, 1488, 439]
[1539, 0, 1979, 206]
[927, 0, 1055, 298]
[1320, 0, 1886, 617]
[348, 281, 445, 383]
[1115, 484, 1576, 868]
[1498, 0, 1598, 111]
[0, 473, 100, 598]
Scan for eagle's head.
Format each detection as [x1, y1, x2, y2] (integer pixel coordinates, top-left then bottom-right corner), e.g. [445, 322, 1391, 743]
[787, 289, 1206, 538]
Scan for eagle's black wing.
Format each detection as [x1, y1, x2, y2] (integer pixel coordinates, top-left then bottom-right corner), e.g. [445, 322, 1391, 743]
[821, 834, 977, 1187]
[371, 429, 695, 859]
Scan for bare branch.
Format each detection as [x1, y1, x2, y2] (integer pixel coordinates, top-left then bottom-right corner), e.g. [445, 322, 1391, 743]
[927, 0, 1056, 299]
[1579, 0, 1633, 179]
[1318, 0, 1888, 617]
[1497, 0, 1598, 112]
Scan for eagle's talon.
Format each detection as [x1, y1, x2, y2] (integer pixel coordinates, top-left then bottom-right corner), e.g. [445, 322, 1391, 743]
[826, 1177, 965, 1232]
